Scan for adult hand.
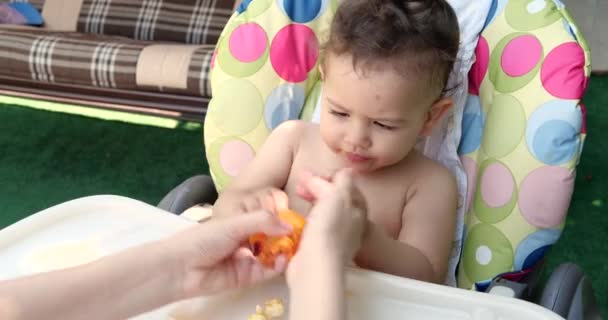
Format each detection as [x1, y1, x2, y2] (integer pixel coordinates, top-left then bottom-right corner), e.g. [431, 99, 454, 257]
[165, 210, 293, 299]
[294, 169, 368, 264]
[286, 169, 369, 320]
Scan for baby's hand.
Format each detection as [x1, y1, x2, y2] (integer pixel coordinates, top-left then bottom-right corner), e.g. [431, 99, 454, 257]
[238, 187, 289, 215]
[295, 171, 332, 202]
[214, 187, 289, 219]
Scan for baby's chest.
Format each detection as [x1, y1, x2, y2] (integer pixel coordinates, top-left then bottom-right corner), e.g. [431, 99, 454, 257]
[360, 186, 406, 238]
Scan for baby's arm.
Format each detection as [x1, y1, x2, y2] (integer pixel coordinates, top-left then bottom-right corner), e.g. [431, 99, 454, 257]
[355, 166, 458, 283]
[213, 121, 305, 217]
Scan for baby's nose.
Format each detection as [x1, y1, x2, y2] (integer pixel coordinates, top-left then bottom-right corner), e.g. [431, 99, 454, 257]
[345, 127, 371, 149]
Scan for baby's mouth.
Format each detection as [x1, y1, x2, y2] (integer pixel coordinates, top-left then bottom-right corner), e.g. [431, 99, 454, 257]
[345, 152, 371, 163]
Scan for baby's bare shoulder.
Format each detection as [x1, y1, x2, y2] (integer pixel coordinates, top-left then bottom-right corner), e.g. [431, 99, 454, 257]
[398, 151, 458, 222]
[280, 120, 321, 147]
[268, 120, 316, 146]
[271, 120, 310, 137]
[405, 151, 457, 193]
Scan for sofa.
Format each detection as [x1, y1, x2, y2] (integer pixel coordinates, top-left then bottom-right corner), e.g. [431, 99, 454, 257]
[0, 0, 236, 121]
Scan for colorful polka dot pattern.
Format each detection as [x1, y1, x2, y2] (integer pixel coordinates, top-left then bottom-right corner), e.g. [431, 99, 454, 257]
[206, 0, 590, 289]
[205, 0, 337, 190]
[457, 0, 590, 289]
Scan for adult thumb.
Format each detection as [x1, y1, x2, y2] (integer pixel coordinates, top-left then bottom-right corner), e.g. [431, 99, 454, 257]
[333, 169, 354, 190]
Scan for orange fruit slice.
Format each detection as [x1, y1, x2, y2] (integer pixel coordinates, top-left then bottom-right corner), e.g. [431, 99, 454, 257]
[249, 209, 306, 267]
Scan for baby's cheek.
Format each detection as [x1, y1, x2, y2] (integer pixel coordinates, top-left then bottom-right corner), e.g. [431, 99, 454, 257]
[319, 123, 336, 142]
[376, 140, 401, 158]
[320, 130, 341, 153]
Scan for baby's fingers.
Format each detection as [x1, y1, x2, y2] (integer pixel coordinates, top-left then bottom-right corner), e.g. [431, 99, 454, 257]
[302, 176, 334, 201]
[265, 188, 289, 213]
[240, 196, 262, 214]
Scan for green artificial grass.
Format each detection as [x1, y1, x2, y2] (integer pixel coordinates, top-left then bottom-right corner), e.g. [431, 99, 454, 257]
[0, 102, 208, 227]
[0, 76, 606, 317]
[542, 75, 608, 317]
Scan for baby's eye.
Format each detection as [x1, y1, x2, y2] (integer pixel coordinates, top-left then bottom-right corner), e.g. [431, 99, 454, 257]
[374, 122, 396, 130]
[330, 110, 348, 117]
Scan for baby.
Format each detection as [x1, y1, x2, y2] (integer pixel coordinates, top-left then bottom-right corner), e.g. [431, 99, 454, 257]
[213, 0, 460, 284]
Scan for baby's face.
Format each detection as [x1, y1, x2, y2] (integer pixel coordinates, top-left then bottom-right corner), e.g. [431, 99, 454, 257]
[319, 54, 438, 173]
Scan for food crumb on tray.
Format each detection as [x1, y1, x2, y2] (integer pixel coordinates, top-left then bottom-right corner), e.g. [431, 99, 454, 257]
[247, 298, 285, 320]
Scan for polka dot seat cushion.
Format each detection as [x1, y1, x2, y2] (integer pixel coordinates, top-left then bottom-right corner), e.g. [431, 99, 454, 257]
[204, 0, 334, 191]
[456, 0, 590, 290]
[204, 0, 591, 289]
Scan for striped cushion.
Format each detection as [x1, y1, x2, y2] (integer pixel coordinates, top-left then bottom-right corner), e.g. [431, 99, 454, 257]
[77, 0, 234, 45]
[0, 28, 213, 97]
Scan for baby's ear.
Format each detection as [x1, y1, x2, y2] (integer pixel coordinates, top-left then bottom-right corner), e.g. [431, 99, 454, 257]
[419, 98, 453, 136]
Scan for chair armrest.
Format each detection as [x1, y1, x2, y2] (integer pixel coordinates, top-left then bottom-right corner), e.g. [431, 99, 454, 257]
[158, 175, 218, 214]
[538, 263, 602, 320]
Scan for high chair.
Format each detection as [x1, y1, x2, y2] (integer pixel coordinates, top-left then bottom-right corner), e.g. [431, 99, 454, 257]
[159, 0, 601, 318]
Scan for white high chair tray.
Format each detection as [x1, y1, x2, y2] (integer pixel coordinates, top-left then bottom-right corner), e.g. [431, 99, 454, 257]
[0, 195, 563, 320]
